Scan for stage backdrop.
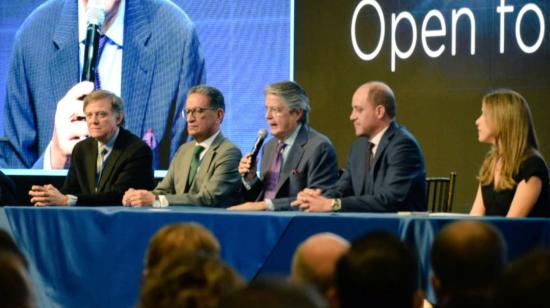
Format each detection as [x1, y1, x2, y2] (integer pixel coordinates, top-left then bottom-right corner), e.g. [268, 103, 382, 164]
[0, 0, 292, 166]
[294, 0, 549, 212]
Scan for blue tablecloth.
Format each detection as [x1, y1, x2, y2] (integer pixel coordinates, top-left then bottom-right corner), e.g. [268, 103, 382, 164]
[2, 206, 550, 308]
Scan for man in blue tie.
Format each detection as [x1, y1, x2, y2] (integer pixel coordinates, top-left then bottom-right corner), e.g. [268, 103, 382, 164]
[228, 81, 339, 211]
[29, 90, 154, 206]
[122, 85, 242, 208]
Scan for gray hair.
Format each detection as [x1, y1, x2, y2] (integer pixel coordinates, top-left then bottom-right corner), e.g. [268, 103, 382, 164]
[188, 85, 225, 111]
[265, 81, 311, 124]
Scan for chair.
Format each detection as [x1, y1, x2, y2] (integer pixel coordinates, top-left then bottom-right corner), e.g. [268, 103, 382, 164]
[426, 172, 457, 212]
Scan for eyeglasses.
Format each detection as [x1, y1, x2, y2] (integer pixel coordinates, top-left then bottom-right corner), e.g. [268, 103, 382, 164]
[265, 106, 286, 117]
[182, 107, 217, 118]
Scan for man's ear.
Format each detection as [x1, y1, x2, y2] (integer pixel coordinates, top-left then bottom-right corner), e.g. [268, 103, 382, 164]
[293, 108, 304, 122]
[116, 112, 124, 126]
[216, 108, 224, 122]
[375, 104, 386, 119]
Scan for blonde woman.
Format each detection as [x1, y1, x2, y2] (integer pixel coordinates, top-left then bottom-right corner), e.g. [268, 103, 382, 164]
[470, 89, 549, 217]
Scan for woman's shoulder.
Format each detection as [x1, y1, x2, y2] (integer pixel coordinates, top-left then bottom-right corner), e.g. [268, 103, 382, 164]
[518, 150, 549, 180]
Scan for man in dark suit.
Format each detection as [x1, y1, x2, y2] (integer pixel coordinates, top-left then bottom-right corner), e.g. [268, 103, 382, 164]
[292, 81, 426, 212]
[228, 81, 339, 211]
[1, 0, 204, 169]
[28, 90, 154, 206]
[122, 85, 242, 208]
[0, 171, 16, 205]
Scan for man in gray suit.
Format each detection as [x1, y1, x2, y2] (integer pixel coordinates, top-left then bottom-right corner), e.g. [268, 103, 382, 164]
[228, 81, 339, 211]
[292, 81, 426, 212]
[122, 85, 242, 208]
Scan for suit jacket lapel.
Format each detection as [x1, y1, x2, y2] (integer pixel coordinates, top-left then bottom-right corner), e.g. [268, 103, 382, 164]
[191, 134, 224, 191]
[178, 141, 195, 192]
[85, 139, 99, 193]
[365, 123, 396, 193]
[97, 130, 128, 191]
[50, 1, 79, 105]
[354, 138, 368, 194]
[276, 126, 308, 194]
[122, 0, 155, 138]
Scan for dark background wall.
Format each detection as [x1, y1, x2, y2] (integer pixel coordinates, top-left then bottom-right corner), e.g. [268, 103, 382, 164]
[294, 0, 549, 212]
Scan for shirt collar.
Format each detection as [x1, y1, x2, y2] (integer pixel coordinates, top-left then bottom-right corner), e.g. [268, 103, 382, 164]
[78, 0, 125, 47]
[98, 127, 120, 151]
[195, 130, 221, 152]
[369, 124, 389, 151]
[280, 123, 302, 148]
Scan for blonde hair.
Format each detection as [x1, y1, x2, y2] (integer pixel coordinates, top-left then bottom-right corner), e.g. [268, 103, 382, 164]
[478, 89, 539, 190]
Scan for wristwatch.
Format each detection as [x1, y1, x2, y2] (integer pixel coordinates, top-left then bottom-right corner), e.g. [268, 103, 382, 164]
[331, 198, 342, 212]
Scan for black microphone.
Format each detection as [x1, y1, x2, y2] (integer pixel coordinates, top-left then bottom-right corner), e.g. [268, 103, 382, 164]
[81, 1, 105, 82]
[250, 128, 268, 165]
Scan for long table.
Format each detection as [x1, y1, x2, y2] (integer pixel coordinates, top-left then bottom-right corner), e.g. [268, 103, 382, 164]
[1, 206, 549, 308]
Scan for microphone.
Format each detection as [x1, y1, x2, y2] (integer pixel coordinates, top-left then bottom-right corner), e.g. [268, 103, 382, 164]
[250, 128, 268, 165]
[81, 0, 105, 82]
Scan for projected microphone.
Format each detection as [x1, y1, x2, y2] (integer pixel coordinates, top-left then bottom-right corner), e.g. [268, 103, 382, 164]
[250, 128, 268, 165]
[81, 0, 105, 82]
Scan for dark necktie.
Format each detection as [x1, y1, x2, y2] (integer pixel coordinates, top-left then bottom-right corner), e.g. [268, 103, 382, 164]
[263, 142, 287, 200]
[186, 145, 205, 191]
[367, 142, 374, 172]
[94, 35, 108, 90]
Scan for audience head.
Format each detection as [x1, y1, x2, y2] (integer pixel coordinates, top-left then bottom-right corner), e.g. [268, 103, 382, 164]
[83, 90, 125, 143]
[264, 81, 310, 140]
[220, 277, 327, 308]
[185, 85, 225, 142]
[477, 89, 540, 190]
[291, 232, 349, 304]
[335, 231, 422, 308]
[144, 223, 220, 275]
[0, 231, 34, 307]
[430, 221, 506, 306]
[0, 229, 28, 269]
[493, 249, 550, 308]
[350, 81, 396, 138]
[139, 251, 242, 308]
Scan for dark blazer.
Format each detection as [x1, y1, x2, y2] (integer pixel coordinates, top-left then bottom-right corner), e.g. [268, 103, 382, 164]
[62, 128, 154, 205]
[1, 0, 204, 169]
[0, 171, 16, 205]
[325, 122, 426, 212]
[154, 133, 243, 207]
[244, 125, 339, 210]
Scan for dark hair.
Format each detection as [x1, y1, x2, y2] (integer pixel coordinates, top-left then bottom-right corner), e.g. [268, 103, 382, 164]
[220, 277, 327, 308]
[0, 252, 34, 308]
[0, 229, 27, 269]
[335, 231, 419, 308]
[188, 85, 225, 111]
[493, 249, 550, 308]
[431, 221, 506, 292]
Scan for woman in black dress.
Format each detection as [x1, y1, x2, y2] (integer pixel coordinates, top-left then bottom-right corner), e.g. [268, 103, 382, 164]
[470, 89, 549, 217]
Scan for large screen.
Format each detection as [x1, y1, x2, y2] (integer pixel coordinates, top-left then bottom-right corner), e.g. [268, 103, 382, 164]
[0, 0, 292, 168]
